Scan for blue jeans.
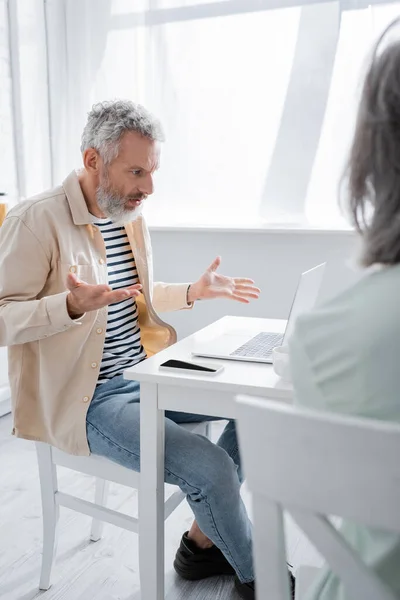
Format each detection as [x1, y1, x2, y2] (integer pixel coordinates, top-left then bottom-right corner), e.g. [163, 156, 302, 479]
[86, 375, 254, 583]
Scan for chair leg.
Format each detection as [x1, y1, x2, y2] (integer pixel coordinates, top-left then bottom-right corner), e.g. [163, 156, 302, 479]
[36, 443, 59, 591]
[90, 478, 109, 542]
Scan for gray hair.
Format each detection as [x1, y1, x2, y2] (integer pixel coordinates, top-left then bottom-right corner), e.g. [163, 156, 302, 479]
[343, 18, 400, 266]
[81, 100, 164, 164]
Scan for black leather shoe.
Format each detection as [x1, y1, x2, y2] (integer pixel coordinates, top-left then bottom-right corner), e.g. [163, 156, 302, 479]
[173, 532, 236, 580]
[234, 571, 295, 599]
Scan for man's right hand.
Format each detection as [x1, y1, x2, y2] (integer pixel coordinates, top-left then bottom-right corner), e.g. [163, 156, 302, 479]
[66, 272, 142, 319]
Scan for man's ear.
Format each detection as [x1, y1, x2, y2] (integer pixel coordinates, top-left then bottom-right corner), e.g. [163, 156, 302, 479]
[83, 148, 101, 174]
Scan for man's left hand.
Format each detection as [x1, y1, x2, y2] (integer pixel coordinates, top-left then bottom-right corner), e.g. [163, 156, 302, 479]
[187, 257, 260, 304]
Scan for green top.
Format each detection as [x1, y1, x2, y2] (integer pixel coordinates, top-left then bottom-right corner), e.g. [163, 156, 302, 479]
[289, 264, 400, 600]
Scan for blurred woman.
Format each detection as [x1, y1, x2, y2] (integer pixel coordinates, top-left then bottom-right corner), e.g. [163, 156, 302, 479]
[289, 18, 400, 600]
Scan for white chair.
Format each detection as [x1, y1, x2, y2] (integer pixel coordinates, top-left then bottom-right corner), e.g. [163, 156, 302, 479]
[236, 395, 400, 600]
[35, 421, 211, 590]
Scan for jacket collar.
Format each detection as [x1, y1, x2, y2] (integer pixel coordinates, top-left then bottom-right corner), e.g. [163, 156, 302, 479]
[62, 170, 146, 236]
[62, 170, 92, 225]
[62, 170, 147, 251]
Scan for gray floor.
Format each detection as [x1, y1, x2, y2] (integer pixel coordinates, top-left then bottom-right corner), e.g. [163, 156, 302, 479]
[0, 415, 322, 600]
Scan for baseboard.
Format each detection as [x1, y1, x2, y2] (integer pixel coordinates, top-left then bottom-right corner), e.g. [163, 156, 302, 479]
[0, 386, 11, 418]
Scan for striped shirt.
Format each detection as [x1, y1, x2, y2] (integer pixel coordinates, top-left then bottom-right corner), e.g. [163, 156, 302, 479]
[94, 218, 146, 384]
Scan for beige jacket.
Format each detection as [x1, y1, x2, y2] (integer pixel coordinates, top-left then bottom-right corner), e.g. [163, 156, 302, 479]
[0, 171, 191, 455]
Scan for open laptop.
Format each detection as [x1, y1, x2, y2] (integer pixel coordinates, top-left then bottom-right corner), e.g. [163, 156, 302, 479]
[192, 263, 326, 364]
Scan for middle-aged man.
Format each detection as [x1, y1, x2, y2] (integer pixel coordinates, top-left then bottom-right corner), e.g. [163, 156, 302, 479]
[0, 101, 293, 599]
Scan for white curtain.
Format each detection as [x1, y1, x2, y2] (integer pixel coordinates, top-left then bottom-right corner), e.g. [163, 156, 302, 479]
[43, 0, 400, 226]
[46, 0, 146, 184]
[305, 2, 400, 225]
[0, 0, 18, 201]
[7, 0, 51, 200]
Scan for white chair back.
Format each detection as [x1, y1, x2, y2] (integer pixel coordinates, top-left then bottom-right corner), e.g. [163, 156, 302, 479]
[35, 420, 211, 590]
[236, 395, 400, 600]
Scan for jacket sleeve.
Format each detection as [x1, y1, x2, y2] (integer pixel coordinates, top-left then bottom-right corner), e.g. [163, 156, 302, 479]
[0, 216, 81, 346]
[152, 281, 194, 313]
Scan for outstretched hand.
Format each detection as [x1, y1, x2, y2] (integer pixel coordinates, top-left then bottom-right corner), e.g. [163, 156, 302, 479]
[66, 272, 142, 318]
[187, 257, 260, 304]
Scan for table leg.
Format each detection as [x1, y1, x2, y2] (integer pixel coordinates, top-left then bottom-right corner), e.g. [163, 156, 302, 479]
[139, 382, 165, 599]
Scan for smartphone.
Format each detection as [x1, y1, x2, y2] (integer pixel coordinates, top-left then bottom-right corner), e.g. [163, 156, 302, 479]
[159, 359, 224, 375]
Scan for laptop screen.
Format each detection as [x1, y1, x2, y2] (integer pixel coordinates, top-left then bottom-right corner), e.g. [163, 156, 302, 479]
[282, 263, 326, 344]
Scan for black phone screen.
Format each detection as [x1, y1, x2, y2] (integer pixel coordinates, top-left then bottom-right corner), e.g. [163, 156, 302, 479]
[160, 359, 217, 373]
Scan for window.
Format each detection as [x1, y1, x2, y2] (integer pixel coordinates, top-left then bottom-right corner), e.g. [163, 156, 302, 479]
[46, 0, 400, 228]
[305, 2, 400, 227]
[145, 6, 301, 227]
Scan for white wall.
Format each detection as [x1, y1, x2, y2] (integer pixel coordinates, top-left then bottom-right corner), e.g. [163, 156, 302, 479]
[0, 224, 358, 415]
[150, 229, 359, 339]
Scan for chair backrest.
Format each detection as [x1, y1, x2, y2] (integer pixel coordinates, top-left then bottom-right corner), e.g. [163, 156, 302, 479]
[236, 395, 400, 600]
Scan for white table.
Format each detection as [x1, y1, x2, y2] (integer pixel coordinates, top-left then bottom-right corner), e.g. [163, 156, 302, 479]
[124, 316, 293, 599]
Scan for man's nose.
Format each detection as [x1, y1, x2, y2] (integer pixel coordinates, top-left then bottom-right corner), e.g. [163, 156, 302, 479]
[139, 174, 154, 196]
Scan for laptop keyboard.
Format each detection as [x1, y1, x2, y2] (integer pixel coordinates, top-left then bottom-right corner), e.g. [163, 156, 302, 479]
[230, 332, 283, 360]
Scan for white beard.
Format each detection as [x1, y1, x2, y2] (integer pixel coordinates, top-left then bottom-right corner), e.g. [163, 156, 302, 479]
[96, 184, 143, 224]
